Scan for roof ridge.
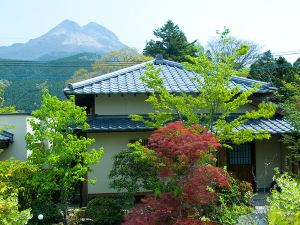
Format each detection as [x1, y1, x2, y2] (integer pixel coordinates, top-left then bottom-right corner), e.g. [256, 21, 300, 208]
[154, 58, 184, 69]
[67, 60, 154, 90]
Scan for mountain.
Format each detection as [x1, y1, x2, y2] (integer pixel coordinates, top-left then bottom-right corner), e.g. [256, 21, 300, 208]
[0, 20, 126, 60]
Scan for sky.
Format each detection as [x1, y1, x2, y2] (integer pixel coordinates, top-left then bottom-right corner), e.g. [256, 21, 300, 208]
[1, 0, 300, 62]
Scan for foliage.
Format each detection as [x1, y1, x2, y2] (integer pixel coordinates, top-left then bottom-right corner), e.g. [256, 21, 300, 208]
[92, 47, 152, 72]
[206, 27, 261, 69]
[122, 193, 182, 225]
[281, 75, 300, 165]
[85, 196, 129, 225]
[214, 176, 253, 224]
[143, 20, 198, 62]
[109, 141, 159, 193]
[214, 203, 252, 225]
[28, 200, 63, 225]
[0, 183, 32, 225]
[0, 79, 15, 113]
[0, 160, 38, 209]
[249, 51, 297, 103]
[120, 121, 251, 225]
[67, 47, 152, 84]
[26, 89, 103, 224]
[267, 172, 300, 224]
[67, 208, 85, 225]
[132, 29, 276, 145]
[0, 53, 97, 112]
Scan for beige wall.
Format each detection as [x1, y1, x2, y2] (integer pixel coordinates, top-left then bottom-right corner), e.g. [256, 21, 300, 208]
[94, 94, 257, 115]
[87, 131, 290, 193]
[95, 94, 153, 115]
[255, 136, 289, 190]
[0, 114, 32, 161]
[87, 131, 152, 194]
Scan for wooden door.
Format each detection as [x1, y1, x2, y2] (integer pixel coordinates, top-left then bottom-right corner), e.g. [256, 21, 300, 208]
[227, 142, 255, 188]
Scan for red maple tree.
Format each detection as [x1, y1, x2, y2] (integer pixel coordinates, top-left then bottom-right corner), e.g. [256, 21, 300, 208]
[122, 121, 230, 224]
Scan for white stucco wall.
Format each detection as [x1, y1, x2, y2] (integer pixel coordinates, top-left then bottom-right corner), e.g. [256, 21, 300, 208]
[94, 94, 257, 115]
[0, 114, 32, 161]
[255, 136, 288, 190]
[87, 131, 152, 194]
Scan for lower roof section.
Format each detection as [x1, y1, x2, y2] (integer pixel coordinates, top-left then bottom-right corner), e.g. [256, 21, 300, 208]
[84, 115, 154, 132]
[0, 131, 14, 143]
[82, 114, 294, 134]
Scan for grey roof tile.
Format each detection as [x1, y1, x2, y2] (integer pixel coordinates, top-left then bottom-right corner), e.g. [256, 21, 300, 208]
[0, 131, 14, 143]
[82, 115, 294, 134]
[64, 59, 277, 95]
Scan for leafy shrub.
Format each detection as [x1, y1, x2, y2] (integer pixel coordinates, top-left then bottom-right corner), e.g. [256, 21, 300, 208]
[267, 172, 300, 224]
[28, 201, 63, 225]
[85, 196, 129, 225]
[0, 183, 32, 225]
[0, 159, 38, 209]
[68, 208, 85, 225]
[109, 142, 159, 193]
[214, 176, 253, 224]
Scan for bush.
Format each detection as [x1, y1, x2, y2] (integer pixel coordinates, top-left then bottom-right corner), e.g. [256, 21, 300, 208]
[68, 208, 86, 225]
[28, 201, 63, 225]
[267, 172, 300, 225]
[0, 183, 32, 225]
[85, 196, 129, 225]
[213, 176, 254, 224]
[0, 160, 38, 209]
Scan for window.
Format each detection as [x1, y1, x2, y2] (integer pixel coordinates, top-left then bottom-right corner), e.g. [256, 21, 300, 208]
[228, 143, 253, 165]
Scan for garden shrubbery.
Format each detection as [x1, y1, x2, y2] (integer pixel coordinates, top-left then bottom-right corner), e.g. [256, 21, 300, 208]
[28, 200, 64, 225]
[85, 196, 131, 225]
[111, 121, 254, 225]
[267, 172, 300, 225]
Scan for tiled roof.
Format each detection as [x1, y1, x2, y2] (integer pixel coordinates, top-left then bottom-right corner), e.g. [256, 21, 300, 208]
[64, 59, 277, 95]
[82, 115, 293, 134]
[0, 131, 14, 143]
[83, 115, 154, 132]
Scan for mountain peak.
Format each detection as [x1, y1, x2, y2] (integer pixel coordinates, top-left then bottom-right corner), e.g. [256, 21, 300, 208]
[56, 19, 80, 29]
[0, 20, 126, 60]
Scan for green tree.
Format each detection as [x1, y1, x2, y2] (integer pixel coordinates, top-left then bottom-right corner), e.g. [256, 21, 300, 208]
[66, 68, 89, 84]
[143, 20, 198, 62]
[293, 57, 300, 74]
[0, 80, 15, 113]
[206, 28, 261, 70]
[92, 47, 152, 72]
[132, 30, 276, 145]
[249, 51, 296, 103]
[281, 75, 300, 166]
[26, 90, 103, 225]
[68, 47, 152, 84]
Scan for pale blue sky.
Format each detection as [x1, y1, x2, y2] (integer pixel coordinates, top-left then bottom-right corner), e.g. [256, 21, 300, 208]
[1, 0, 300, 61]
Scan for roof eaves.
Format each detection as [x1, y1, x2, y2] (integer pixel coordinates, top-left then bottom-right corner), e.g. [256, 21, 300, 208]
[231, 76, 277, 92]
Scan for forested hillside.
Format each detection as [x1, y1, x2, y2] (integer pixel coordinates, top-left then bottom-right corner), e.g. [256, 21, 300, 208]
[0, 53, 98, 111]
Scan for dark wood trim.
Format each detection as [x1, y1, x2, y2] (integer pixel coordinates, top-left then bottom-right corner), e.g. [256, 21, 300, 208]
[218, 148, 227, 167]
[81, 174, 88, 207]
[78, 132, 89, 207]
[252, 141, 257, 192]
[92, 95, 95, 115]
